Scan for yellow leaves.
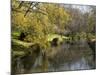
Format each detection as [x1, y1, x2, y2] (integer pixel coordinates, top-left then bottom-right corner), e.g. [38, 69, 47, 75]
[12, 1, 72, 48]
[11, 0, 21, 10]
[41, 3, 71, 30]
[14, 13, 24, 25]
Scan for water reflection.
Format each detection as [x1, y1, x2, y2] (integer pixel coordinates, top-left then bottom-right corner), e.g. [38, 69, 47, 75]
[49, 57, 92, 72]
[30, 40, 95, 73]
[15, 40, 95, 74]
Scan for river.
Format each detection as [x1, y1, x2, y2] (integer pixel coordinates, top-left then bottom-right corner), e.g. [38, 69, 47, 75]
[28, 39, 96, 73]
[15, 40, 96, 74]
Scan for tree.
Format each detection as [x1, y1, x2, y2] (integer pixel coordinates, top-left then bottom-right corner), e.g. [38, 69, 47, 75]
[87, 6, 96, 34]
[11, 0, 71, 49]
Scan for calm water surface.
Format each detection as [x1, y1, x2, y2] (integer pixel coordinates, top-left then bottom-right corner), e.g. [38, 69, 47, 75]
[15, 40, 95, 74]
[29, 40, 95, 73]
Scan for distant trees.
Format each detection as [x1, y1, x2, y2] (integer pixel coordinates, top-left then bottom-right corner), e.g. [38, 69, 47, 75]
[87, 6, 96, 34]
[63, 5, 96, 39]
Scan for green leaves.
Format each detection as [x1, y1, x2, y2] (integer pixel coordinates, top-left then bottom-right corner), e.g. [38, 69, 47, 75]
[11, 1, 71, 44]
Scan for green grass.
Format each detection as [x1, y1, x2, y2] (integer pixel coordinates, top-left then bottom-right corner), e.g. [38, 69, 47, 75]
[11, 31, 20, 39]
[12, 39, 34, 48]
[12, 51, 26, 57]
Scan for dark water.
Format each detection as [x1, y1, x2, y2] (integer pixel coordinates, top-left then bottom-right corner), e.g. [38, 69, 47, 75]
[15, 39, 96, 74]
[29, 39, 96, 73]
